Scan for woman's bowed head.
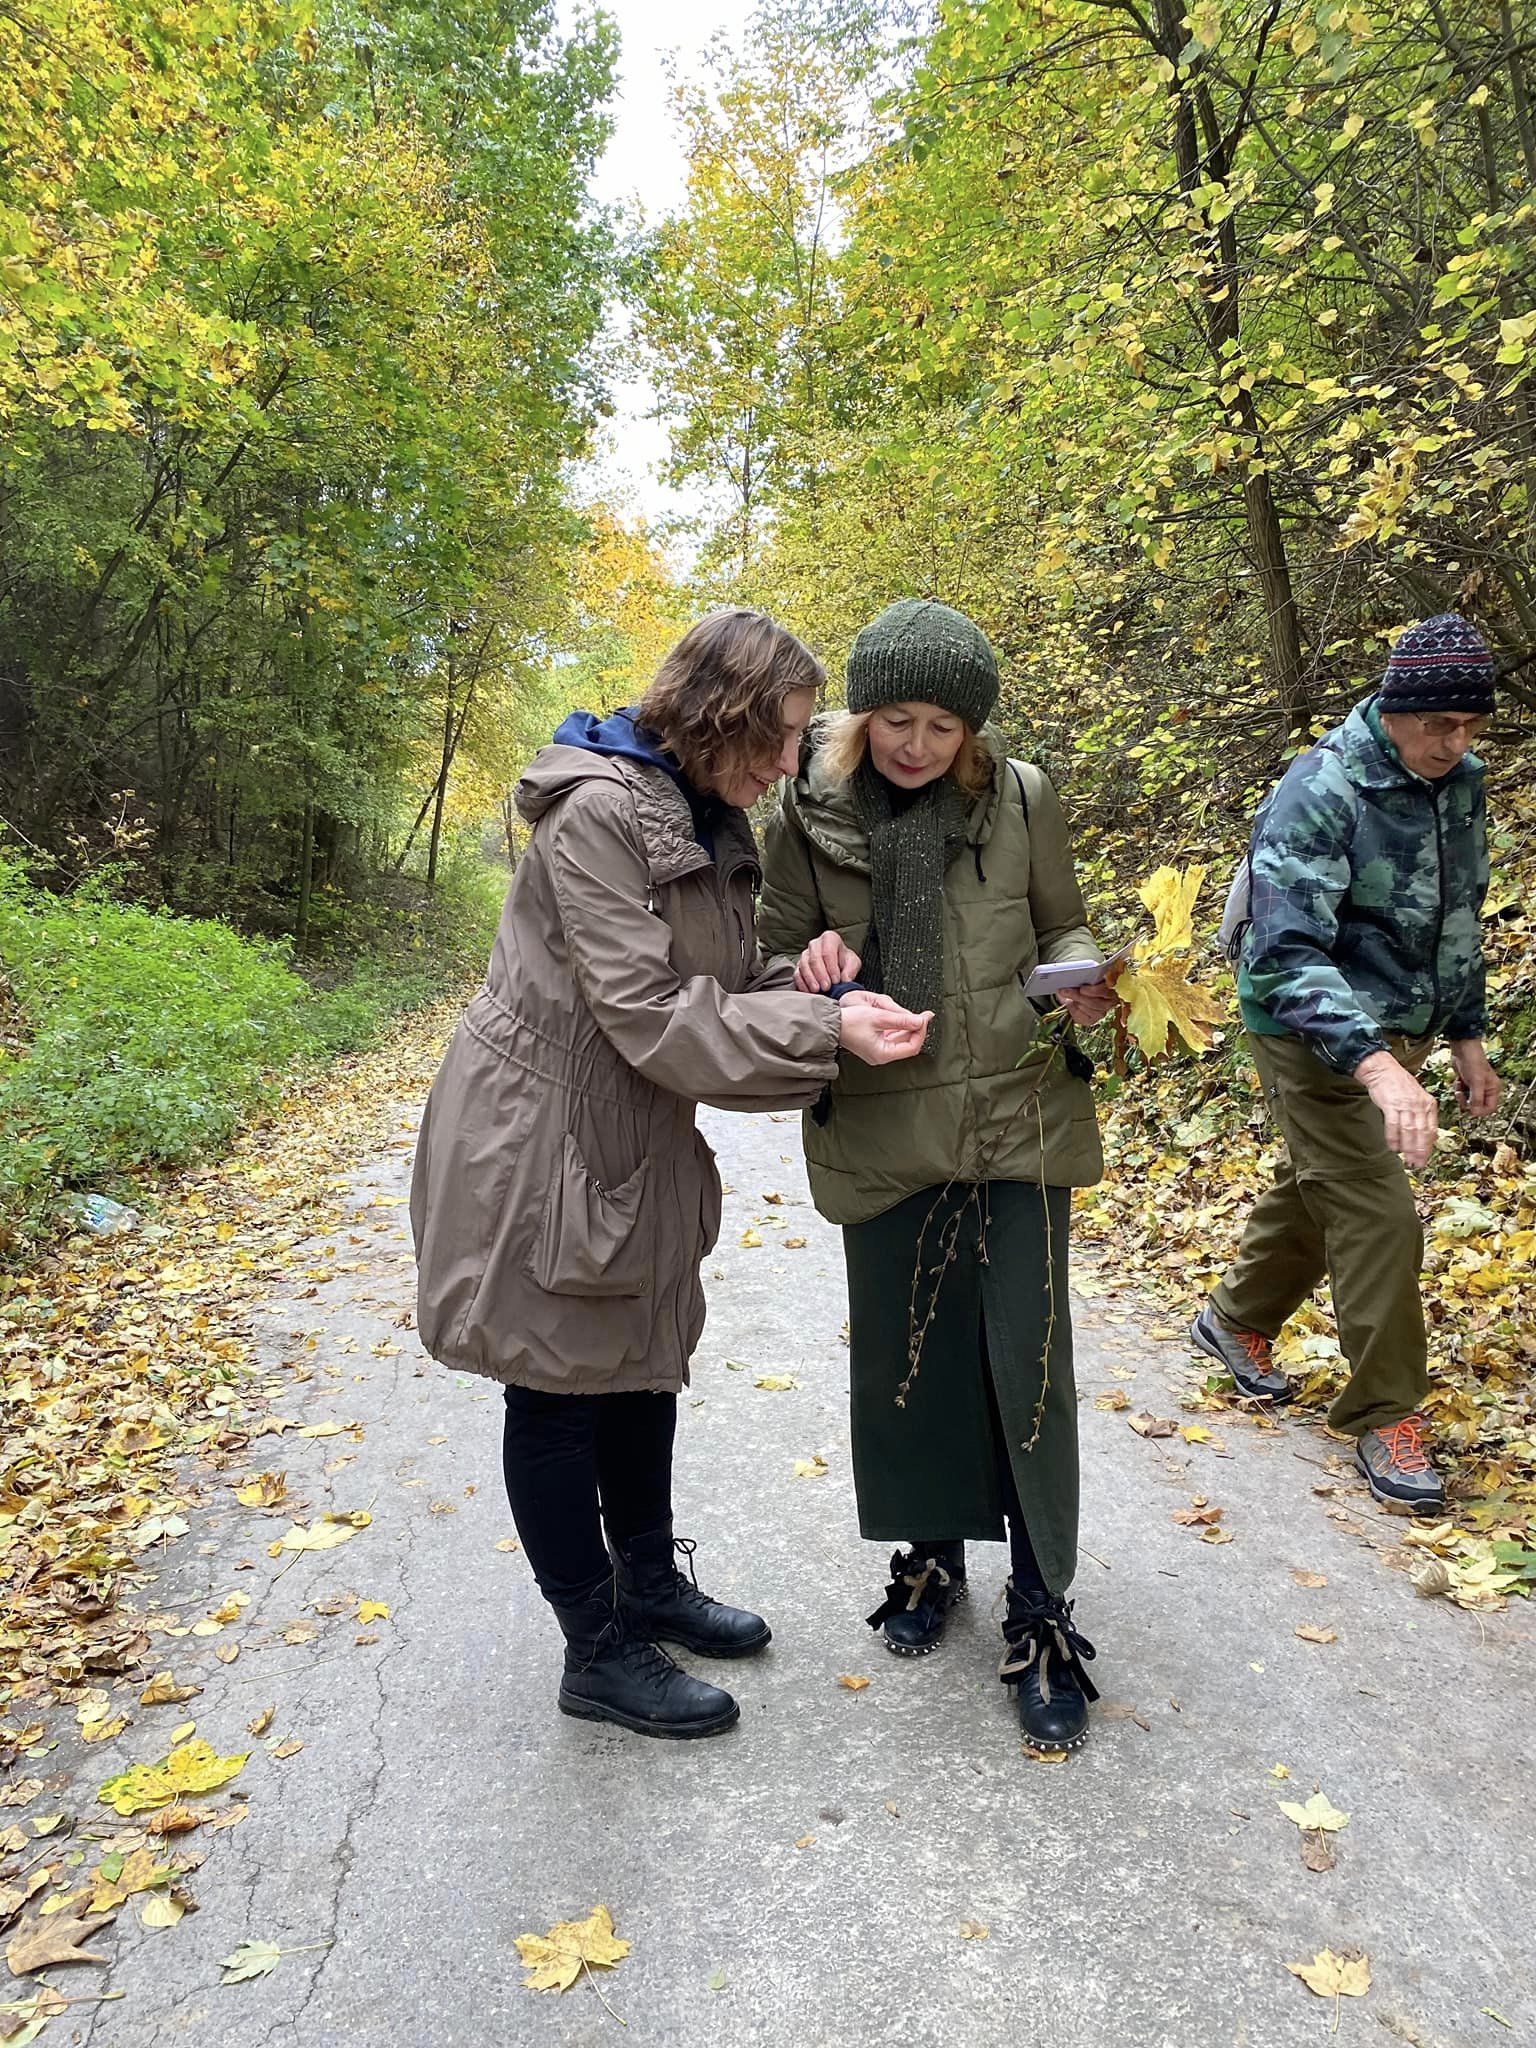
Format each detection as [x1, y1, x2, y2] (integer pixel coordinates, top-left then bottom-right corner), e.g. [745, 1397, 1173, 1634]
[636, 610, 932, 1067]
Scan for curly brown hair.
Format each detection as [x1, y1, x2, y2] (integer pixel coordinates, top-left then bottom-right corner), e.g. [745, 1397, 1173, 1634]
[637, 610, 824, 788]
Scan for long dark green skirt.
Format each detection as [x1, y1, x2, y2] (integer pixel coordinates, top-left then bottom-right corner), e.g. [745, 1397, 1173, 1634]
[842, 1180, 1079, 1593]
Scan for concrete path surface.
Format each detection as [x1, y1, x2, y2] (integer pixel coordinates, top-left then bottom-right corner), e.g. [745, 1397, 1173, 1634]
[24, 1106, 1536, 2048]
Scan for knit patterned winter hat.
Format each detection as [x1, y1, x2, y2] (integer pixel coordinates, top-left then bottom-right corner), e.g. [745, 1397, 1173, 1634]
[847, 598, 1000, 730]
[1378, 613, 1496, 715]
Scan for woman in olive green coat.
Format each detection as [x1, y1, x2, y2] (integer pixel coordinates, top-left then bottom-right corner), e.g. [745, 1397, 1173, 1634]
[757, 598, 1113, 1753]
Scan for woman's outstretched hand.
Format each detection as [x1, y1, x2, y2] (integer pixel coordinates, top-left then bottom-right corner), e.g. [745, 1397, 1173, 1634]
[1056, 979, 1116, 1027]
[795, 930, 861, 993]
[837, 994, 931, 1065]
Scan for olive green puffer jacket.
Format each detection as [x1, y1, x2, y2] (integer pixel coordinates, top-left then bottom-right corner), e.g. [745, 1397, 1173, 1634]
[757, 726, 1104, 1227]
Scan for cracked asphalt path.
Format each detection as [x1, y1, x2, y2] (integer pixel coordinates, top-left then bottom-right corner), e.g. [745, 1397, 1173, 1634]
[39, 1106, 1536, 2048]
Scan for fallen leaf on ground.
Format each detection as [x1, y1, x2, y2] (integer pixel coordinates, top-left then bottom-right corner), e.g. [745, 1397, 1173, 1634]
[792, 1455, 828, 1479]
[1179, 1424, 1215, 1444]
[1097, 1703, 1151, 1730]
[754, 1375, 799, 1392]
[762, 1192, 783, 1204]
[271, 1740, 303, 1761]
[1200, 1526, 1234, 1544]
[494, 1538, 520, 1554]
[1268, 1763, 1291, 1780]
[429, 1499, 457, 1515]
[1301, 1830, 1337, 1873]
[1024, 1746, 1068, 1764]
[1094, 1390, 1130, 1411]
[1290, 1568, 1328, 1589]
[221, 1938, 283, 1984]
[1173, 1502, 1223, 1527]
[98, 1741, 248, 1817]
[837, 1675, 870, 1692]
[357, 1601, 391, 1625]
[277, 1519, 356, 1553]
[1128, 1412, 1177, 1438]
[139, 1674, 200, 1708]
[283, 1623, 317, 1646]
[247, 1709, 274, 1738]
[1279, 1792, 1350, 1833]
[296, 1422, 351, 1439]
[784, 1237, 807, 1249]
[144, 1806, 202, 1837]
[958, 1920, 989, 1940]
[234, 1473, 288, 1508]
[793, 1834, 816, 1849]
[5, 1904, 116, 1975]
[1287, 1947, 1370, 2011]
[739, 1230, 762, 1249]
[1294, 1623, 1338, 1645]
[515, 1905, 630, 1993]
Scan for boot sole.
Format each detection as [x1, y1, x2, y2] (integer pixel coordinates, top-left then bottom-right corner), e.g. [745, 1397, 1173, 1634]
[648, 1625, 772, 1659]
[1354, 1457, 1444, 1518]
[1021, 1726, 1089, 1755]
[1188, 1316, 1294, 1404]
[557, 1691, 740, 1740]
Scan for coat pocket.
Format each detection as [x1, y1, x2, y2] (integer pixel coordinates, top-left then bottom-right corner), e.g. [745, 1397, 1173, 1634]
[527, 1133, 652, 1297]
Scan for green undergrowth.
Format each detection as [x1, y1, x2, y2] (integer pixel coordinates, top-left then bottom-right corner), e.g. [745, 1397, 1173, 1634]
[0, 844, 502, 1250]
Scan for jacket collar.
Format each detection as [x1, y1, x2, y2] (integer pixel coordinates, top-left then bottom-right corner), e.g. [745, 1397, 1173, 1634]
[611, 758, 759, 888]
[1334, 697, 1484, 793]
[786, 719, 1011, 872]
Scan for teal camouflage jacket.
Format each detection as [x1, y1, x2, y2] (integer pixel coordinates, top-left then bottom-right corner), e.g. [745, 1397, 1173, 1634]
[1239, 699, 1488, 1073]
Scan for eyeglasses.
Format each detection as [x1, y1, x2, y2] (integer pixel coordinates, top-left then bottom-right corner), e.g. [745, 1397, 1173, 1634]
[1411, 713, 1489, 741]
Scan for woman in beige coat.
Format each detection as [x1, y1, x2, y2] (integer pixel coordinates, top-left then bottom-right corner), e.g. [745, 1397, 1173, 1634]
[410, 611, 929, 1740]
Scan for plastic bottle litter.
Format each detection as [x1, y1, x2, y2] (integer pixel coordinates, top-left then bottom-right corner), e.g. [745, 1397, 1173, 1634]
[63, 1193, 141, 1237]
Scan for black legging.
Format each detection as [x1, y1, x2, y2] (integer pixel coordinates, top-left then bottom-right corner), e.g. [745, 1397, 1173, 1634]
[501, 1384, 677, 1605]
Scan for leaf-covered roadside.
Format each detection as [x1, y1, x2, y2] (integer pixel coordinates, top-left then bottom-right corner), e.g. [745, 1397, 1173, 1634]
[1074, 777, 1536, 1611]
[0, 1004, 454, 1728]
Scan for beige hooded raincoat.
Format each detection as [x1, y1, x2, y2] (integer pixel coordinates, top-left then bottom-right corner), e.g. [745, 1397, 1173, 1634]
[410, 747, 842, 1394]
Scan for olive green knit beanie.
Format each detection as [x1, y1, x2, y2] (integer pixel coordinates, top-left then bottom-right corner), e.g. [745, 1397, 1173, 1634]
[846, 598, 1000, 730]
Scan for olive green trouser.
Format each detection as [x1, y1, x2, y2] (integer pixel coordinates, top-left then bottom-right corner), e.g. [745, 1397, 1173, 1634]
[1210, 1030, 1434, 1437]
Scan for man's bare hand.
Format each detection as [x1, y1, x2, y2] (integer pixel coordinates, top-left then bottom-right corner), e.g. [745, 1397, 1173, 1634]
[1354, 1050, 1438, 1168]
[1450, 1038, 1501, 1117]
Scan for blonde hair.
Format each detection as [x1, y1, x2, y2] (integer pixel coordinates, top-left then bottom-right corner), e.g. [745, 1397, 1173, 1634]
[820, 709, 993, 798]
[637, 610, 824, 788]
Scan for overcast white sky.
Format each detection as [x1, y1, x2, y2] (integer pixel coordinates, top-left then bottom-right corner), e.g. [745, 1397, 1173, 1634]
[559, 0, 759, 534]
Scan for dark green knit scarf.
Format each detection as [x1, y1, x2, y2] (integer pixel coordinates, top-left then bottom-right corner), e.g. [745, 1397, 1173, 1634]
[851, 758, 970, 1045]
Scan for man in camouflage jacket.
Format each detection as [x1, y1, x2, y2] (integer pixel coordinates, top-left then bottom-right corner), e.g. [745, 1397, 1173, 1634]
[1191, 615, 1500, 1513]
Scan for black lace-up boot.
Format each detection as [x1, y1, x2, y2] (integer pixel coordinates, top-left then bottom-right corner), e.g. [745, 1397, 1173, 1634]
[552, 1577, 740, 1738]
[611, 1527, 771, 1657]
[998, 1580, 1099, 1751]
[866, 1543, 967, 1656]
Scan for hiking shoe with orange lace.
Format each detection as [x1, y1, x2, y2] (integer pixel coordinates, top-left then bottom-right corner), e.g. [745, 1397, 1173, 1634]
[1355, 1415, 1444, 1514]
[1189, 1307, 1294, 1403]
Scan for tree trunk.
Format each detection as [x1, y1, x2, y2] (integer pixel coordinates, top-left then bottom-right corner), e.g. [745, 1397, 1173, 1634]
[426, 687, 454, 890]
[295, 801, 315, 951]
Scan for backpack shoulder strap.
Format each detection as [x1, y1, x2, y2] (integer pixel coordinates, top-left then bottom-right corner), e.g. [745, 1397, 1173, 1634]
[1008, 759, 1034, 824]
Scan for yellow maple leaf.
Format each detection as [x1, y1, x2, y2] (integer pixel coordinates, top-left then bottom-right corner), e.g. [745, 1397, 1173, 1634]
[1278, 1791, 1350, 1832]
[515, 1904, 630, 1993]
[1112, 956, 1225, 1057]
[98, 1740, 248, 1817]
[1287, 1947, 1371, 2004]
[1138, 864, 1206, 953]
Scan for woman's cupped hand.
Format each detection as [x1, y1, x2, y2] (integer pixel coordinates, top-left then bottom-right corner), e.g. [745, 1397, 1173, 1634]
[837, 993, 932, 1066]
